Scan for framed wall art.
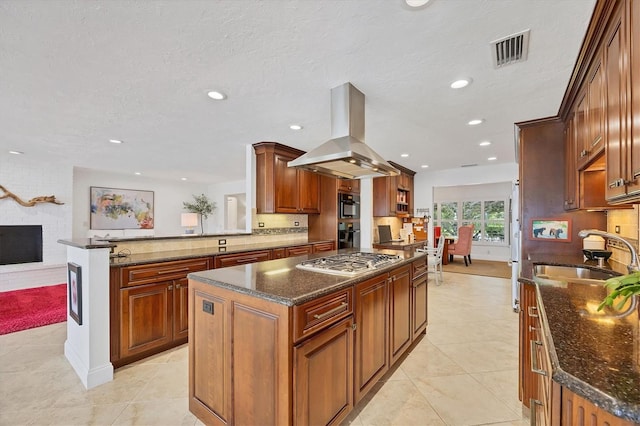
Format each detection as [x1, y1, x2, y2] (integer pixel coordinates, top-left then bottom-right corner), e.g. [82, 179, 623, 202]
[90, 186, 154, 230]
[68, 262, 82, 325]
[531, 218, 571, 242]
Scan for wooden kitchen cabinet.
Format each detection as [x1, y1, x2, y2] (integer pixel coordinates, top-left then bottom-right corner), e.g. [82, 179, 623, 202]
[388, 264, 412, 365]
[285, 244, 313, 257]
[561, 387, 636, 426]
[254, 142, 320, 214]
[337, 179, 360, 194]
[564, 116, 579, 210]
[354, 274, 389, 403]
[111, 257, 212, 367]
[411, 258, 428, 340]
[519, 282, 539, 410]
[313, 241, 335, 253]
[373, 161, 415, 217]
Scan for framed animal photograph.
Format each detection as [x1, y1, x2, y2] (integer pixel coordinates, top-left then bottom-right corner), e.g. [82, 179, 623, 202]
[531, 218, 571, 242]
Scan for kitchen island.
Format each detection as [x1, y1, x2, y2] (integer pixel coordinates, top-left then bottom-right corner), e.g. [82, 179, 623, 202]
[519, 256, 640, 425]
[187, 248, 428, 426]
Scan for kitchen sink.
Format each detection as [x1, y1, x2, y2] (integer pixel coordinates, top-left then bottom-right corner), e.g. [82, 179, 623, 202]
[533, 264, 637, 319]
[533, 264, 618, 282]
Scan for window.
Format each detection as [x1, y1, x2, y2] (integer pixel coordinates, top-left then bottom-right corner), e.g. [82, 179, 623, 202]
[433, 199, 507, 245]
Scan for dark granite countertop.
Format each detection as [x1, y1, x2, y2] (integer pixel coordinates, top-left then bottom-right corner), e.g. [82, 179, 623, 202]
[58, 238, 117, 250]
[188, 248, 427, 307]
[519, 254, 640, 423]
[108, 239, 334, 267]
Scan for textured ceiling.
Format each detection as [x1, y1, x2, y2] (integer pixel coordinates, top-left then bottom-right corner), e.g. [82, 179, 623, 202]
[0, 0, 596, 183]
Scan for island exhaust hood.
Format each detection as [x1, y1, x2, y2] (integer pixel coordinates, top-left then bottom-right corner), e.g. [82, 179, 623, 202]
[288, 83, 400, 179]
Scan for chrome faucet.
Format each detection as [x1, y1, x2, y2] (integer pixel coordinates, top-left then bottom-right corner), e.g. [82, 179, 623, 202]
[578, 229, 640, 273]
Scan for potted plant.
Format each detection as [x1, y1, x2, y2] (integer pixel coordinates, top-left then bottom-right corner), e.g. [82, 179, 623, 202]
[183, 194, 216, 235]
[598, 271, 640, 312]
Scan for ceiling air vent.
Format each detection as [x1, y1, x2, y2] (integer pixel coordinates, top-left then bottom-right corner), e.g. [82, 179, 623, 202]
[491, 29, 530, 68]
[460, 163, 478, 168]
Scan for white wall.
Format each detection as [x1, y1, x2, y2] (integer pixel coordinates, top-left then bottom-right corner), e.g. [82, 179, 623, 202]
[0, 156, 73, 290]
[414, 162, 518, 261]
[208, 180, 247, 233]
[73, 167, 209, 238]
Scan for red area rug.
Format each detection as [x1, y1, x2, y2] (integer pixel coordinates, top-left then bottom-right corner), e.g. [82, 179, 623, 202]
[0, 283, 67, 335]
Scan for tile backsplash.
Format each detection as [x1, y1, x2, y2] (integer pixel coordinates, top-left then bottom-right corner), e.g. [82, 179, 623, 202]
[606, 206, 639, 265]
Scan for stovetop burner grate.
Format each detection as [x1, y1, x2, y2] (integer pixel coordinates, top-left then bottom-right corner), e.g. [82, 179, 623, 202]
[297, 252, 402, 276]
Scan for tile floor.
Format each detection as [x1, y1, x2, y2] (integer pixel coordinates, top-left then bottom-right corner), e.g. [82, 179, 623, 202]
[0, 272, 528, 426]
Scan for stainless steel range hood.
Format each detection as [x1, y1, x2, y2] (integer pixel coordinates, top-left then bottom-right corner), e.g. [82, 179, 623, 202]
[288, 83, 400, 179]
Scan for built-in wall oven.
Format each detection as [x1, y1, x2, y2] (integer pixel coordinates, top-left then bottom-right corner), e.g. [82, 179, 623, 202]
[339, 193, 360, 219]
[338, 221, 360, 249]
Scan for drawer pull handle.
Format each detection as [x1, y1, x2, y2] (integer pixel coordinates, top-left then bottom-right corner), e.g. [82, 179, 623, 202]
[528, 325, 538, 333]
[530, 340, 547, 376]
[527, 306, 538, 318]
[529, 399, 543, 426]
[157, 267, 190, 275]
[313, 302, 348, 320]
[168, 285, 173, 291]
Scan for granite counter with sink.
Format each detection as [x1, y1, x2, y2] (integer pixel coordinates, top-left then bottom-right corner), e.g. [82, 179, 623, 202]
[519, 255, 640, 423]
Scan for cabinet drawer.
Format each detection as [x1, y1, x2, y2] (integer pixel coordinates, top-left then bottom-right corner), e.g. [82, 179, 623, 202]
[412, 258, 427, 278]
[272, 248, 286, 259]
[121, 257, 211, 288]
[214, 250, 272, 268]
[285, 245, 313, 257]
[293, 288, 353, 343]
[313, 241, 335, 253]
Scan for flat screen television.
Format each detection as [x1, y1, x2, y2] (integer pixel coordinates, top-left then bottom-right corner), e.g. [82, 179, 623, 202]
[0, 225, 43, 265]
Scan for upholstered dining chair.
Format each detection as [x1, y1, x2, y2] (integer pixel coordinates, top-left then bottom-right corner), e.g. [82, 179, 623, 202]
[448, 224, 474, 266]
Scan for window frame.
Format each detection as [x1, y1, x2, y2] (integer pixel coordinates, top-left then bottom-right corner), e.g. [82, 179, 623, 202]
[433, 198, 509, 247]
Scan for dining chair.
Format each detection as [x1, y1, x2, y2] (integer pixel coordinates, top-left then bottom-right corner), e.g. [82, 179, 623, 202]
[448, 224, 474, 266]
[418, 235, 445, 285]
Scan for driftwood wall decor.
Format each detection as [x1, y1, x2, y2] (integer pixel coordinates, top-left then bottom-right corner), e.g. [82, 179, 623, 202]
[0, 185, 64, 207]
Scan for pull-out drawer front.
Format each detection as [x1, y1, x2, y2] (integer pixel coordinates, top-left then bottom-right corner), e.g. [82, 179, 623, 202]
[313, 242, 335, 253]
[412, 258, 428, 279]
[285, 245, 313, 257]
[121, 257, 211, 288]
[214, 250, 272, 268]
[293, 288, 353, 343]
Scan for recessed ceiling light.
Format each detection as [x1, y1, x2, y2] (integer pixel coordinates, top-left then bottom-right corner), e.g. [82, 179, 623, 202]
[401, 153, 409, 157]
[468, 119, 484, 126]
[479, 141, 491, 146]
[421, 165, 429, 168]
[289, 124, 303, 130]
[8, 150, 24, 155]
[109, 139, 123, 144]
[181, 177, 188, 181]
[488, 157, 497, 161]
[207, 91, 227, 100]
[450, 79, 471, 89]
[405, 0, 430, 7]
[134, 172, 141, 175]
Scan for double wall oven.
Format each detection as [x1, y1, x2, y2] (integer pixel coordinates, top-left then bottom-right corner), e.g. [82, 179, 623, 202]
[338, 193, 360, 249]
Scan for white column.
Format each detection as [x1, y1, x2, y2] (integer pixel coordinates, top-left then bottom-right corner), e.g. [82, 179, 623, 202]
[64, 245, 113, 389]
[360, 178, 373, 249]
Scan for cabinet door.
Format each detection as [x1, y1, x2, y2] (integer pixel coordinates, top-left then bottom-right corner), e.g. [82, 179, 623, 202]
[313, 241, 335, 253]
[120, 282, 173, 358]
[605, 8, 628, 201]
[388, 265, 412, 364]
[412, 272, 428, 340]
[285, 244, 313, 257]
[575, 91, 590, 170]
[338, 179, 360, 194]
[214, 250, 272, 268]
[274, 153, 300, 213]
[294, 316, 354, 426]
[564, 117, 579, 210]
[561, 386, 637, 426]
[354, 274, 388, 403]
[173, 277, 189, 341]
[519, 282, 539, 409]
[372, 176, 395, 217]
[588, 58, 605, 160]
[627, 0, 640, 196]
[297, 169, 320, 213]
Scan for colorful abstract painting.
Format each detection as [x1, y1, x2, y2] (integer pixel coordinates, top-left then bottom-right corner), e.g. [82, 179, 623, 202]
[90, 187, 154, 230]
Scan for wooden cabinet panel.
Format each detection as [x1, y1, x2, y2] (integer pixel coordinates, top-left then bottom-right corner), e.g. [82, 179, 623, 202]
[297, 168, 321, 213]
[190, 289, 230, 425]
[519, 282, 538, 409]
[412, 272, 428, 340]
[120, 282, 173, 358]
[373, 162, 415, 217]
[587, 59, 605, 160]
[121, 258, 211, 288]
[294, 316, 354, 426]
[626, 0, 640, 196]
[285, 244, 313, 257]
[272, 248, 286, 259]
[575, 91, 589, 170]
[174, 277, 189, 340]
[354, 274, 389, 403]
[274, 153, 300, 213]
[214, 250, 272, 268]
[388, 265, 412, 364]
[561, 386, 636, 426]
[565, 116, 579, 210]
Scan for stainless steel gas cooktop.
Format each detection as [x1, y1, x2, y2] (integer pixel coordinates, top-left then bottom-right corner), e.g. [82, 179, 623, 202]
[296, 252, 402, 277]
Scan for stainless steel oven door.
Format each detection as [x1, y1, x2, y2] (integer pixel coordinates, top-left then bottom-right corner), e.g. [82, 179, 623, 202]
[339, 193, 360, 219]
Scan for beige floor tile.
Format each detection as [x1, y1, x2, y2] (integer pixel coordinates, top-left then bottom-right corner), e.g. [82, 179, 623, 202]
[413, 374, 521, 425]
[30, 402, 129, 425]
[471, 369, 523, 415]
[356, 380, 445, 426]
[111, 397, 197, 426]
[434, 339, 519, 374]
[133, 361, 189, 401]
[399, 341, 466, 379]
